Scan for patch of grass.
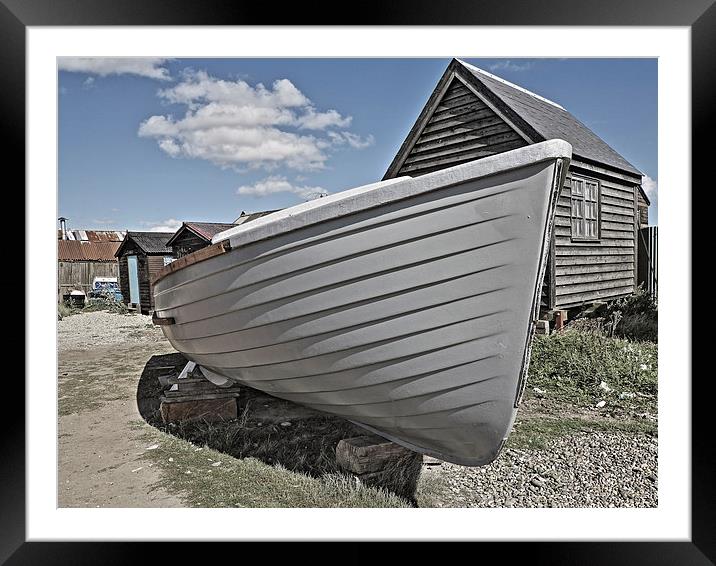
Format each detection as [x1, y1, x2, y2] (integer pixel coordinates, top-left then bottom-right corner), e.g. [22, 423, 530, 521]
[528, 328, 657, 413]
[508, 415, 657, 451]
[158, 414, 364, 477]
[139, 430, 410, 508]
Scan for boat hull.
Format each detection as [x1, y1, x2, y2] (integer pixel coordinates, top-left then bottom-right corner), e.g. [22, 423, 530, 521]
[153, 141, 571, 466]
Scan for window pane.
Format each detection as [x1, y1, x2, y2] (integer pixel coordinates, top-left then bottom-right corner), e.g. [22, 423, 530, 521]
[572, 180, 583, 196]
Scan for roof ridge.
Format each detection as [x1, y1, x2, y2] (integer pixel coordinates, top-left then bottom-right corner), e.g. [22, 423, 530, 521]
[456, 59, 565, 111]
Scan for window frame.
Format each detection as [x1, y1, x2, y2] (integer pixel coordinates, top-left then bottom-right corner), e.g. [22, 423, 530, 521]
[569, 173, 601, 242]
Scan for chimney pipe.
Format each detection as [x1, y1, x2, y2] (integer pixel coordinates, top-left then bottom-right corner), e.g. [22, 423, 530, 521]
[59, 217, 68, 240]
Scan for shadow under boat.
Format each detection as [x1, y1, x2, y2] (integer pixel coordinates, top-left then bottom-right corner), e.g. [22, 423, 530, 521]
[136, 353, 423, 504]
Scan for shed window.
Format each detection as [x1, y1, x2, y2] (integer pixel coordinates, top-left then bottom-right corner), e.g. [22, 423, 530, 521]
[570, 176, 600, 240]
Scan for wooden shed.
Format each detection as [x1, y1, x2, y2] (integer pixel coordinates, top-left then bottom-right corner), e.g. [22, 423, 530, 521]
[167, 222, 237, 259]
[115, 231, 174, 314]
[57, 240, 121, 298]
[384, 59, 651, 315]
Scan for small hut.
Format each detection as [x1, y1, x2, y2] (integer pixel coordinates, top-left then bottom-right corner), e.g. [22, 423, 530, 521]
[115, 231, 173, 314]
[57, 218, 124, 300]
[166, 222, 237, 259]
[384, 59, 652, 315]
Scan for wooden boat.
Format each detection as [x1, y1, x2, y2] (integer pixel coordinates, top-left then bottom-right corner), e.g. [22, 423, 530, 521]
[152, 140, 571, 466]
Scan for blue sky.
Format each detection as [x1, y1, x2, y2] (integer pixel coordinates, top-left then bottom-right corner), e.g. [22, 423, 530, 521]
[58, 58, 658, 232]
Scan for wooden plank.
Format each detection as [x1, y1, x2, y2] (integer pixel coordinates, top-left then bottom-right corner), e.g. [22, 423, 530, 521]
[601, 194, 635, 207]
[555, 237, 635, 248]
[569, 160, 642, 186]
[430, 100, 489, 124]
[601, 229, 636, 240]
[557, 270, 637, 286]
[602, 220, 637, 231]
[403, 131, 524, 165]
[399, 139, 526, 173]
[440, 83, 471, 102]
[418, 115, 505, 143]
[152, 240, 231, 285]
[556, 263, 634, 276]
[601, 211, 636, 224]
[601, 203, 636, 215]
[434, 92, 479, 111]
[602, 185, 636, 200]
[556, 254, 635, 266]
[555, 246, 633, 257]
[421, 110, 498, 135]
[556, 288, 634, 308]
[556, 277, 635, 296]
[412, 122, 513, 154]
[152, 312, 175, 325]
[335, 435, 417, 475]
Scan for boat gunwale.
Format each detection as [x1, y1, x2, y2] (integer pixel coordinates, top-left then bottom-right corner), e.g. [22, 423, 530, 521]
[150, 140, 572, 288]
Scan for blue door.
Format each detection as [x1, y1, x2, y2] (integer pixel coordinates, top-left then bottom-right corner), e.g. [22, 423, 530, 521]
[127, 255, 140, 305]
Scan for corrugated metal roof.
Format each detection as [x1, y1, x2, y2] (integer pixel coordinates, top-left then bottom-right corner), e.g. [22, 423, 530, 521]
[119, 231, 173, 255]
[58, 240, 121, 262]
[234, 210, 280, 225]
[58, 229, 126, 242]
[457, 60, 642, 177]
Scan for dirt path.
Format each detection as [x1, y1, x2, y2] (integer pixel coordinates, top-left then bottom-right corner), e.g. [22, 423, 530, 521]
[58, 314, 184, 508]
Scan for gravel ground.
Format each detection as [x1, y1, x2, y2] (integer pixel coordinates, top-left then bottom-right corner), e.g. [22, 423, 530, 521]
[59, 311, 657, 508]
[423, 432, 657, 507]
[58, 311, 165, 350]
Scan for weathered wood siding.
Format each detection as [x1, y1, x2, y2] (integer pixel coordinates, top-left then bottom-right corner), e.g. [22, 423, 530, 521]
[118, 255, 129, 305]
[550, 165, 638, 308]
[637, 190, 649, 226]
[385, 73, 642, 312]
[172, 231, 210, 258]
[637, 225, 658, 299]
[58, 261, 119, 296]
[117, 237, 169, 313]
[394, 78, 527, 177]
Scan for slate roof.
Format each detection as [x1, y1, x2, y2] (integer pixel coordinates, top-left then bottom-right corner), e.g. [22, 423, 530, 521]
[58, 240, 121, 262]
[115, 231, 173, 257]
[457, 60, 642, 177]
[166, 222, 237, 246]
[234, 210, 280, 225]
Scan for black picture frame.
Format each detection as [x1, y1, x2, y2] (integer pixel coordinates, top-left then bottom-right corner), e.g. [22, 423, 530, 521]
[8, 1, 706, 563]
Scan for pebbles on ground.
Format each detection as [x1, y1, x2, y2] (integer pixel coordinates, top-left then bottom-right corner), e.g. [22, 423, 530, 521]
[424, 432, 657, 508]
[58, 311, 164, 350]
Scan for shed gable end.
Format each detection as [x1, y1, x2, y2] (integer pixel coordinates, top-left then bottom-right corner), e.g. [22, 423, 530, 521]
[394, 77, 528, 177]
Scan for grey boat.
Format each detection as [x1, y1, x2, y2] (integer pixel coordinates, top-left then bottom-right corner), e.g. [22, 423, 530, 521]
[152, 140, 571, 466]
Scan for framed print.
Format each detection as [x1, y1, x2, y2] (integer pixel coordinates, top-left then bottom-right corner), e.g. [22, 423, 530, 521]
[7, 0, 708, 563]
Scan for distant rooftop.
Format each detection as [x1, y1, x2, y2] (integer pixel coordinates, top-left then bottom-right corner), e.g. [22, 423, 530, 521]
[58, 240, 121, 262]
[57, 229, 126, 242]
[234, 210, 281, 225]
[116, 231, 173, 256]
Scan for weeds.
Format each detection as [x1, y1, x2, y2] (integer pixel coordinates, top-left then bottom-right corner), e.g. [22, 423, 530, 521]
[83, 296, 130, 315]
[528, 328, 657, 412]
[572, 286, 657, 342]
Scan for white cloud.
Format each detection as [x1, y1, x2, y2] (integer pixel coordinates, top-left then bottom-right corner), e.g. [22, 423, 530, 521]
[641, 175, 657, 199]
[328, 131, 375, 149]
[146, 218, 182, 233]
[237, 176, 328, 200]
[488, 60, 534, 73]
[83, 76, 95, 89]
[58, 57, 171, 80]
[138, 69, 370, 172]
